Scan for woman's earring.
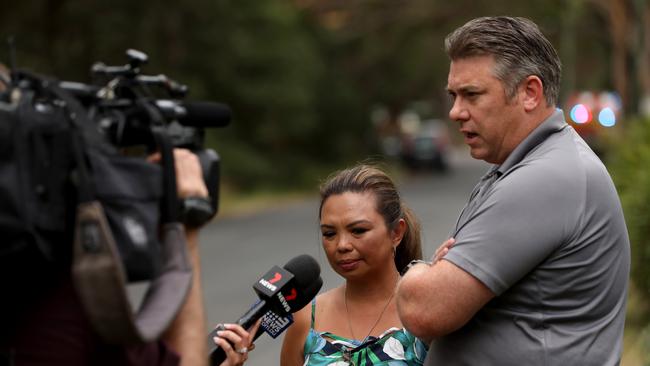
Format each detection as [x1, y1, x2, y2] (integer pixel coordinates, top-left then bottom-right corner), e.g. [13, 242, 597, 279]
[392, 246, 397, 257]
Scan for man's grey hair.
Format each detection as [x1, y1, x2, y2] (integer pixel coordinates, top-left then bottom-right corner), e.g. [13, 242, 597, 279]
[445, 16, 562, 107]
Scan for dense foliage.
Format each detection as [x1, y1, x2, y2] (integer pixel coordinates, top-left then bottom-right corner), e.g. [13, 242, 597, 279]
[608, 118, 650, 314]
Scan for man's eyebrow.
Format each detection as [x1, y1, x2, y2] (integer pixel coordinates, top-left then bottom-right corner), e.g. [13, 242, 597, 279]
[448, 85, 483, 94]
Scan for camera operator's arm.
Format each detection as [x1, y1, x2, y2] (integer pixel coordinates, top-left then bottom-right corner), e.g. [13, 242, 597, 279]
[166, 228, 207, 366]
[151, 149, 209, 366]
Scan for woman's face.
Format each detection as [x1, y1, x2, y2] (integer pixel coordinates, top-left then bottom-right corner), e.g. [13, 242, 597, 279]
[319, 191, 400, 279]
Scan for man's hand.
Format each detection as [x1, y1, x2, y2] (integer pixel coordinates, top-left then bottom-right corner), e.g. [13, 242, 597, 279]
[432, 238, 455, 263]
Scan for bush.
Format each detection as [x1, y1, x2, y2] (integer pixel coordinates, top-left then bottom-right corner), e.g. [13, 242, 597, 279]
[607, 117, 650, 316]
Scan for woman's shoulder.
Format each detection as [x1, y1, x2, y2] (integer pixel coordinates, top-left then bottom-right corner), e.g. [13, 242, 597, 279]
[292, 287, 339, 328]
[316, 286, 340, 299]
[312, 287, 343, 318]
[314, 286, 342, 306]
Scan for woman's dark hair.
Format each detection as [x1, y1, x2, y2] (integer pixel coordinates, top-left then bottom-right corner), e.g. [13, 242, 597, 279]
[319, 164, 422, 272]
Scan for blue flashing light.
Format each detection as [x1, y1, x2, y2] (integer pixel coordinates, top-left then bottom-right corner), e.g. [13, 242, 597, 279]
[598, 107, 616, 127]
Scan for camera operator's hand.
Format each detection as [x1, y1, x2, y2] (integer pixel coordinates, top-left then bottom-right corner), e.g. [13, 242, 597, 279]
[148, 148, 208, 199]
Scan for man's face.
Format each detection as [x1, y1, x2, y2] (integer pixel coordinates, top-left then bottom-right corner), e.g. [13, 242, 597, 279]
[446, 55, 524, 164]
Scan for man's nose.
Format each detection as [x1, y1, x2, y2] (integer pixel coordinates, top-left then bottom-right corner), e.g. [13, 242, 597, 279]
[449, 99, 469, 122]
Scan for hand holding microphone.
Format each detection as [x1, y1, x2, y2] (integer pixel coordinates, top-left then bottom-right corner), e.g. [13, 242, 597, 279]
[211, 321, 261, 366]
[209, 254, 323, 365]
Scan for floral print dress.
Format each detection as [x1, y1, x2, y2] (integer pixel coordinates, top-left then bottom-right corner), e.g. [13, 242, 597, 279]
[302, 300, 428, 366]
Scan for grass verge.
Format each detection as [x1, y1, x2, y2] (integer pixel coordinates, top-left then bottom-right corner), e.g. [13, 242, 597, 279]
[622, 284, 649, 365]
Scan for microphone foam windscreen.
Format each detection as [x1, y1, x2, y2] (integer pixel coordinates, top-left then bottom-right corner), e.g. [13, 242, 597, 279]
[284, 255, 323, 313]
[283, 254, 321, 288]
[290, 276, 323, 312]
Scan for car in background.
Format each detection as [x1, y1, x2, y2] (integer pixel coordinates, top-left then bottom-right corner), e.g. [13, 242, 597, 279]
[400, 119, 451, 172]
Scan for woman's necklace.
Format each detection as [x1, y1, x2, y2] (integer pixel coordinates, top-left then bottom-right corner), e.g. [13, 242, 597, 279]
[343, 285, 396, 343]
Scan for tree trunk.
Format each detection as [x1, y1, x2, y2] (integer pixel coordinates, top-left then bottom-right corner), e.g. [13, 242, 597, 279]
[607, 0, 630, 114]
[639, 2, 650, 116]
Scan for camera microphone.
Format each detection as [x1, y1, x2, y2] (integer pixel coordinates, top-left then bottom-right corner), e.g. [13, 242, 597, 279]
[154, 100, 231, 128]
[52, 90, 232, 129]
[208, 254, 323, 365]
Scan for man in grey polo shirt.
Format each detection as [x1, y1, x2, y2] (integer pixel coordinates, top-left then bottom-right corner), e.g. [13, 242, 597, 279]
[396, 16, 630, 365]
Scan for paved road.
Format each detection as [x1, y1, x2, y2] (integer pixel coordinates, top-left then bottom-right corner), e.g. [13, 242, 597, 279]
[198, 149, 489, 365]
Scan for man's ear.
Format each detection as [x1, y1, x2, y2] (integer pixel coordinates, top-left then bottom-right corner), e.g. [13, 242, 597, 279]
[521, 75, 544, 112]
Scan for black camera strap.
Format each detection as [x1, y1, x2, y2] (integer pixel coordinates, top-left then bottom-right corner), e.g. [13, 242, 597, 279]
[36, 81, 194, 344]
[152, 127, 178, 224]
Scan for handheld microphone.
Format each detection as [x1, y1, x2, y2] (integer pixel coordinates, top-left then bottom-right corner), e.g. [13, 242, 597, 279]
[251, 272, 322, 341]
[208, 255, 322, 365]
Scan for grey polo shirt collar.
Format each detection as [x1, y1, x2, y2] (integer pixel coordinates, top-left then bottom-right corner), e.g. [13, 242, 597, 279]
[495, 109, 568, 175]
[453, 110, 569, 235]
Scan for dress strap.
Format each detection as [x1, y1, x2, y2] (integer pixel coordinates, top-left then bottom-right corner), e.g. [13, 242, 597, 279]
[310, 298, 316, 329]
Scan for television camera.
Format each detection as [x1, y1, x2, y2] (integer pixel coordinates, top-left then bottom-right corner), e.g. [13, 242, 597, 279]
[1, 48, 233, 343]
[1, 49, 229, 227]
